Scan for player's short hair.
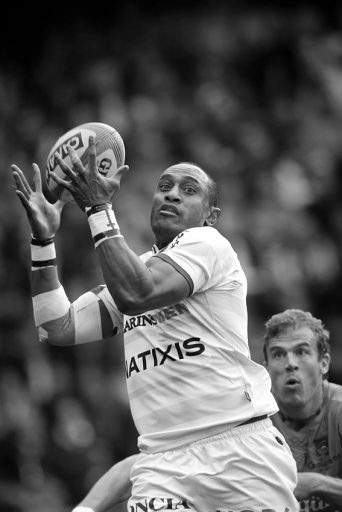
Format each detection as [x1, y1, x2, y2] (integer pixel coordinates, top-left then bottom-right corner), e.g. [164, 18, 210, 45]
[263, 309, 331, 367]
[206, 174, 219, 209]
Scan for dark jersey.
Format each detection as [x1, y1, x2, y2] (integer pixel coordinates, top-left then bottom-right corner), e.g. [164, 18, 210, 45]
[272, 381, 342, 512]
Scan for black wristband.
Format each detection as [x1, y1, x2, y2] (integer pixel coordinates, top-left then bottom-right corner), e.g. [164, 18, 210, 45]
[86, 203, 112, 217]
[32, 258, 57, 267]
[31, 235, 55, 247]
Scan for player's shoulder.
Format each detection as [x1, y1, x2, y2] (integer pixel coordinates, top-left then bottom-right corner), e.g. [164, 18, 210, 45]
[326, 381, 342, 403]
[172, 226, 231, 249]
[167, 228, 237, 267]
[325, 382, 342, 424]
[323, 382, 342, 431]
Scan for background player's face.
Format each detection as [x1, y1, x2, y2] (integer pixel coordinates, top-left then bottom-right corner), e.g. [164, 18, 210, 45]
[266, 326, 329, 416]
[150, 167, 211, 245]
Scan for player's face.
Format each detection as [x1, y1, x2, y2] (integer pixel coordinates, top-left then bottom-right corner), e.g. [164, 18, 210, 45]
[150, 167, 212, 247]
[266, 327, 329, 417]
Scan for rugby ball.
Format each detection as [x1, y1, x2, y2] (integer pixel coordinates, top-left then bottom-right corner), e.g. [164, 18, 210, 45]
[44, 122, 126, 204]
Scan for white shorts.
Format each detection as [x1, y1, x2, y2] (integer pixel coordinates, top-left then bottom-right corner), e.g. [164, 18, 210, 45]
[128, 418, 299, 512]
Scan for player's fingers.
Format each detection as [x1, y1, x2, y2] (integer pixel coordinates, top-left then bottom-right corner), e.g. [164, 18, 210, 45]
[117, 164, 130, 177]
[67, 145, 86, 175]
[112, 165, 130, 185]
[12, 172, 30, 200]
[54, 153, 78, 182]
[32, 163, 42, 193]
[16, 190, 31, 213]
[49, 171, 74, 191]
[87, 135, 97, 175]
[11, 165, 31, 195]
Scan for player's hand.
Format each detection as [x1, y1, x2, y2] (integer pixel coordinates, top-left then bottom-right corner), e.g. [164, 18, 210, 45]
[294, 472, 320, 500]
[11, 163, 64, 240]
[49, 135, 130, 211]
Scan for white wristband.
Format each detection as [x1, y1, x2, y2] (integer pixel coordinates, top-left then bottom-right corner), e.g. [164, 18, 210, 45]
[72, 507, 95, 512]
[88, 208, 119, 237]
[87, 205, 122, 248]
[31, 242, 56, 269]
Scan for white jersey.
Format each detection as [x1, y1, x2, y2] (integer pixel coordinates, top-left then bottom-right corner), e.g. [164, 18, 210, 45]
[121, 226, 278, 453]
[32, 225, 278, 454]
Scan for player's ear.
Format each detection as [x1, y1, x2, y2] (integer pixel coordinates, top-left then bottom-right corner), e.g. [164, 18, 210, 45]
[321, 352, 330, 377]
[204, 207, 221, 227]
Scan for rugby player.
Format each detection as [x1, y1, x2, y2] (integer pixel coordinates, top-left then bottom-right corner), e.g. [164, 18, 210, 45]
[264, 309, 342, 512]
[11, 138, 298, 511]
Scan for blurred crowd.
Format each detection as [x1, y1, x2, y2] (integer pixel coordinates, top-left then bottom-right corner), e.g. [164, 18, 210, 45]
[1, 2, 342, 510]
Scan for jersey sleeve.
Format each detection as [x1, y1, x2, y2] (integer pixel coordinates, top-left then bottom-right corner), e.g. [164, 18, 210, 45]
[31, 244, 155, 346]
[154, 227, 244, 294]
[71, 285, 124, 344]
[31, 255, 123, 345]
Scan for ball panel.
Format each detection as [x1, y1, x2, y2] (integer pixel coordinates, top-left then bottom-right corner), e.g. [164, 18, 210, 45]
[44, 122, 125, 204]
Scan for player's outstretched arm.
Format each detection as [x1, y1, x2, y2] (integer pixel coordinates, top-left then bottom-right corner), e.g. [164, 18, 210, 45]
[11, 162, 123, 346]
[11, 162, 69, 344]
[72, 454, 139, 512]
[296, 472, 342, 506]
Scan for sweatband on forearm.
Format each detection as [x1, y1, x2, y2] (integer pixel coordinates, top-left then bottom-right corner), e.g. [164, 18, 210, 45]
[87, 203, 123, 248]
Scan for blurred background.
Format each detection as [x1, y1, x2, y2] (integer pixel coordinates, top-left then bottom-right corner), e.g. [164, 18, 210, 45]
[1, 0, 342, 510]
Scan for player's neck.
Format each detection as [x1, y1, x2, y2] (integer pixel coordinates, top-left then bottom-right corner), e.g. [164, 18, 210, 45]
[279, 404, 322, 431]
[280, 385, 325, 431]
[154, 232, 177, 250]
